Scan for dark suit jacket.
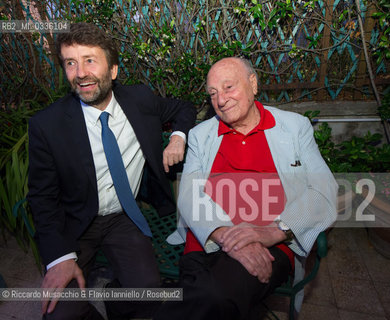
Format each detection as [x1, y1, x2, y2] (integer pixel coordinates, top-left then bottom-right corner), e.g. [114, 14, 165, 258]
[27, 82, 196, 266]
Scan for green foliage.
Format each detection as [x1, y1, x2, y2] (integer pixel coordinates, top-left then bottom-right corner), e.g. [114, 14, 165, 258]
[372, 0, 390, 64]
[303, 110, 320, 121]
[0, 123, 41, 270]
[38, 70, 71, 105]
[0, 104, 32, 243]
[0, 81, 68, 268]
[131, 17, 255, 113]
[378, 90, 390, 120]
[233, 0, 321, 59]
[314, 122, 337, 167]
[206, 40, 253, 62]
[0, 108, 33, 160]
[306, 111, 390, 173]
[3, 0, 389, 107]
[67, 0, 116, 25]
[335, 132, 389, 172]
[233, 0, 320, 31]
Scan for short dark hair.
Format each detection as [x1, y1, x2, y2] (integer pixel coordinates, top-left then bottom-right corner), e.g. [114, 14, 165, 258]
[56, 22, 119, 68]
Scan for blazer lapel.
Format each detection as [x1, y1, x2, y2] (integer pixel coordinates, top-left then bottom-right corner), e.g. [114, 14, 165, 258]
[265, 126, 296, 174]
[205, 119, 223, 173]
[63, 95, 98, 194]
[265, 120, 303, 202]
[113, 88, 157, 171]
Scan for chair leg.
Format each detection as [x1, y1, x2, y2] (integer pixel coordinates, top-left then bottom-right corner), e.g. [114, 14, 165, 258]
[289, 294, 296, 320]
[261, 302, 281, 320]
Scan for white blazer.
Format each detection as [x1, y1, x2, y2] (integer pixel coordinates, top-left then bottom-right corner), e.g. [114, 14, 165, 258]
[171, 105, 337, 254]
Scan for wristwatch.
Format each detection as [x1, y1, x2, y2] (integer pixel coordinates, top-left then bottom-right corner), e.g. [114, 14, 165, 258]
[275, 219, 294, 242]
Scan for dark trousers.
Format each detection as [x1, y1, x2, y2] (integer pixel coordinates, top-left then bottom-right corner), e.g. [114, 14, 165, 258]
[44, 212, 160, 320]
[154, 247, 291, 320]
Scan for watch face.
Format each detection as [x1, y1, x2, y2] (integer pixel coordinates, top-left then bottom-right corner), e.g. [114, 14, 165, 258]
[278, 220, 290, 231]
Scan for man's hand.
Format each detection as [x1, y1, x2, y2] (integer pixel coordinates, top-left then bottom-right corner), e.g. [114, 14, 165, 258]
[163, 135, 185, 173]
[41, 259, 85, 315]
[210, 226, 275, 283]
[227, 242, 275, 283]
[220, 222, 286, 252]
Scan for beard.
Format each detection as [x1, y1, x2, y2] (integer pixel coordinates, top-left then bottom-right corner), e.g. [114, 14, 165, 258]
[71, 70, 113, 107]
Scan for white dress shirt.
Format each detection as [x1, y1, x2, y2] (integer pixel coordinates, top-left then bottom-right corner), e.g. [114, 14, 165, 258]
[82, 94, 145, 216]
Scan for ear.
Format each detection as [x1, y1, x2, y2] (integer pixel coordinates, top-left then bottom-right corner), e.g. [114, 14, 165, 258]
[249, 74, 258, 95]
[111, 64, 119, 80]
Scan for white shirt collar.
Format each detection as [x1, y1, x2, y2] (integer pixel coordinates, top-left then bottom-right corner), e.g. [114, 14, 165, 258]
[81, 93, 120, 126]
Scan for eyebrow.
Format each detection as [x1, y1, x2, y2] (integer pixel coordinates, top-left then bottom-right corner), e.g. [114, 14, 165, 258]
[206, 86, 217, 93]
[207, 79, 235, 90]
[63, 54, 98, 61]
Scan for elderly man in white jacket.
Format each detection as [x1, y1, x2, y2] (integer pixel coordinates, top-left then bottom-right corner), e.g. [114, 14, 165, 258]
[157, 57, 337, 320]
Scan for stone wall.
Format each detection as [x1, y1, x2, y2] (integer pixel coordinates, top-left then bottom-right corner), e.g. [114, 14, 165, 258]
[274, 101, 385, 144]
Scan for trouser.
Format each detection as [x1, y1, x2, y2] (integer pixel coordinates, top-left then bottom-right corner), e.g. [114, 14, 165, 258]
[43, 212, 160, 320]
[154, 247, 291, 320]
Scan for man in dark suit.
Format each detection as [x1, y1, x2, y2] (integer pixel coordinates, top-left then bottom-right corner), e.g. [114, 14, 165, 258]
[27, 22, 196, 320]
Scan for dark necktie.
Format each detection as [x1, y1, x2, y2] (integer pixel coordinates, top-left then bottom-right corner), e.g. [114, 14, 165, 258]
[99, 111, 152, 237]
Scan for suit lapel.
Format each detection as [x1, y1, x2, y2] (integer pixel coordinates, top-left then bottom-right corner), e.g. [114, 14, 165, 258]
[63, 95, 98, 194]
[205, 120, 222, 172]
[265, 119, 302, 202]
[265, 125, 296, 174]
[113, 87, 157, 172]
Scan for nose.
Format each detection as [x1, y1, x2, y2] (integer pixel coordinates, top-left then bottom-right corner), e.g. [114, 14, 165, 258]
[76, 63, 87, 78]
[217, 91, 227, 107]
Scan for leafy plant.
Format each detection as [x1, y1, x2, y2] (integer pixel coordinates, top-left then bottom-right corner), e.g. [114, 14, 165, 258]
[0, 80, 69, 269]
[335, 132, 390, 172]
[378, 91, 390, 121]
[305, 111, 390, 173]
[372, 0, 390, 64]
[0, 133, 40, 269]
[0, 120, 42, 271]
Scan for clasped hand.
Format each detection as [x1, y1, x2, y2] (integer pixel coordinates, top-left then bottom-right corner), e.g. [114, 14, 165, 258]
[216, 223, 284, 283]
[225, 241, 274, 283]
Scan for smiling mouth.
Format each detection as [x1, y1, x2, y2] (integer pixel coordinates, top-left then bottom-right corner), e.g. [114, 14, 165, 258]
[78, 82, 97, 88]
[219, 104, 235, 113]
